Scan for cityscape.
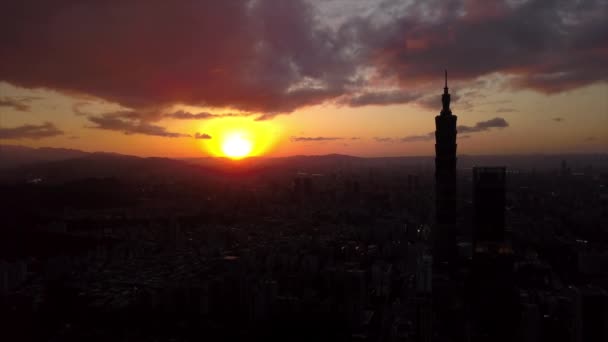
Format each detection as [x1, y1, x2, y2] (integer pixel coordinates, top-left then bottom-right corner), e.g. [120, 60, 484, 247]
[1, 1, 607, 341]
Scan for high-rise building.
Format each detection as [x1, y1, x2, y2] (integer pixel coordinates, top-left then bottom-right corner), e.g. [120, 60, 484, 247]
[469, 167, 517, 341]
[434, 70, 458, 263]
[472, 166, 506, 252]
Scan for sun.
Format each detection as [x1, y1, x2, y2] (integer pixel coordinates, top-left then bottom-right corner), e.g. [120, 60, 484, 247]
[221, 133, 253, 159]
[193, 115, 280, 158]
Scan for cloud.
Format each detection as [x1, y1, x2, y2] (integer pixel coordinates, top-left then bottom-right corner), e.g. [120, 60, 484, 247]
[0, 0, 605, 118]
[585, 136, 596, 142]
[553, 117, 564, 122]
[76, 107, 251, 122]
[374, 137, 396, 143]
[0, 96, 39, 111]
[400, 132, 435, 142]
[72, 102, 91, 116]
[87, 114, 189, 138]
[397, 117, 509, 142]
[167, 110, 253, 120]
[458, 117, 509, 133]
[194, 133, 212, 140]
[416, 92, 475, 112]
[0, 122, 64, 139]
[367, 0, 608, 94]
[290, 136, 343, 142]
[496, 107, 518, 113]
[345, 91, 421, 107]
[0, 0, 358, 118]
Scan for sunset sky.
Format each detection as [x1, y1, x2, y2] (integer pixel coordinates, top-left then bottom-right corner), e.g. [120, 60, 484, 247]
[1, 0, 606, 158]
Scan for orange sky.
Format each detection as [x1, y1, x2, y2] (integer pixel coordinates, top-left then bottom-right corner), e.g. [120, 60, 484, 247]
[1, 1, 607, 158]
[1, 80, 606, 158]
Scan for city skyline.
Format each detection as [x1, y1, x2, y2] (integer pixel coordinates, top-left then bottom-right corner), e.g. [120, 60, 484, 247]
[2, 2, 608, 341]
[1, 0, 607, 158]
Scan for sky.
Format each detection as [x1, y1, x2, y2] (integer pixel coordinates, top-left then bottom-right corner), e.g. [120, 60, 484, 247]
[0, 0, 606, 158]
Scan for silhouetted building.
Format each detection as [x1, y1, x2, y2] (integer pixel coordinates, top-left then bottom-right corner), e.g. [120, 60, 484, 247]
[561, 159, 571, 177]
[581, 287, 608, 342]
[468, 168, 518, 341]
[472, 167, 506, 252]
[434, 70, 458, 263]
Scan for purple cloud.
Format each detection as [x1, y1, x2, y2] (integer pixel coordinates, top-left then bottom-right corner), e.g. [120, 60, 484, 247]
[0, 122, 64, 139]
[0, 0, 605, 119]
[87, 115, 189, 138]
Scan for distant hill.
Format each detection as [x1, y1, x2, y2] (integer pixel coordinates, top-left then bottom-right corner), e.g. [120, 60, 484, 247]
[0, 148, 285, 184]
[0, 145, 91, 169]
[184, 153, 362, 167]
[1, 145, 606, 184]
[0, 153, 213, 184]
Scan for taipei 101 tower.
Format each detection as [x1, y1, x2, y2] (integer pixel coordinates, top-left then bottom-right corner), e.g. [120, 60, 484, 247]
[434, 70, 457, 264]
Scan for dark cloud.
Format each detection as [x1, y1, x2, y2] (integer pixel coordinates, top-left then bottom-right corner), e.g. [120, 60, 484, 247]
[585, 136, 596, 142]
[167, 110, 253, 120]
[0, 96, 39, 111]
[345, 91, 421, 107]
[458, 117, 509, 133]
[398, 117, 509, 142]
[0, 0, 605, 118]
[290, 136, 344, 142]
[87, 114, 189, 138]
[553, 117, 564, 122]
[255, 112, 286, 121]
[76, 107, 251, 122]
[368, 0, 608, 93]
[194, 133, 212, 140]
[0, 122, 64, 139]
[0, 0, 357, 118]
[350, 137, 361, 140]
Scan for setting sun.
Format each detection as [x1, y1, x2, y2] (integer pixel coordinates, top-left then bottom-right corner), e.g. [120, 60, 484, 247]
[195, 116, 281, 158]
[221, 133, 253, 159]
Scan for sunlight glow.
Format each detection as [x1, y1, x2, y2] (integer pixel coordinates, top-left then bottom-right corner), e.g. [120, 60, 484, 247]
[195, 116, 281, 159]
[221, 133, 252, 159]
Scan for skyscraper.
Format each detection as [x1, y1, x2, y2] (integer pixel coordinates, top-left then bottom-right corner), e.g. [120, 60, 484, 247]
[434, 70, 457, 264]
[472, 167, 506, 252]
[470, 167, 516, 341]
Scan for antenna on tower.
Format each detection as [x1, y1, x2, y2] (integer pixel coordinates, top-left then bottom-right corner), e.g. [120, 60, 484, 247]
[444, 69, 448, 89]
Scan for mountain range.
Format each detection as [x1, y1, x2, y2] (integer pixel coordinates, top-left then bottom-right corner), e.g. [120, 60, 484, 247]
[1, 145, 606, 184]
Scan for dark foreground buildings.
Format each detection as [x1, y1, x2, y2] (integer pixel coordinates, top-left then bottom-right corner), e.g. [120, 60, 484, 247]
[2, 73, 608, 342]
[429, 74, 608, 341]
[430, 72, 519, 341]
[472, 166, 507, 252]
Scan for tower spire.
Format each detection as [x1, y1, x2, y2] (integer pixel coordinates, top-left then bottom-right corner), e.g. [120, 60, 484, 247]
[441, 69, 451, 114]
